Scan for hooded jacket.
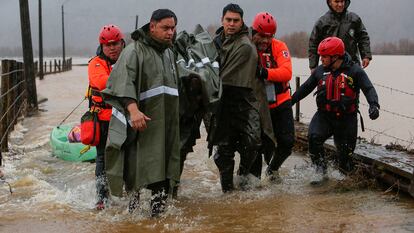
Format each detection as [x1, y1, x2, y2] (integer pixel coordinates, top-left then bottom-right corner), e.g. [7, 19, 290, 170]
[309, 0, 372, 69]
[210, 25, 275, 148]
[102, 24, 181, 196]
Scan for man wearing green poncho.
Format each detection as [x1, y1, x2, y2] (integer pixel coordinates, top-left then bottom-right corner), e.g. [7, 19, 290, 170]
[210, 3, 275, 192]
[102, 9, 180, 217]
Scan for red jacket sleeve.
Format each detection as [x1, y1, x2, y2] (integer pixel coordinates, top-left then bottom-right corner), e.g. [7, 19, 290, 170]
[266, 39, 292, 83]
[88, 57, 111, 91]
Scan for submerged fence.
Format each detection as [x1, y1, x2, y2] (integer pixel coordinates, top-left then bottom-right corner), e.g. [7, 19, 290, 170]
[0, 58, 72, 166]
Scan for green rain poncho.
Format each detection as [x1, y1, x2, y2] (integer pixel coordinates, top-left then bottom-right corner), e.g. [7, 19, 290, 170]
[102, 24, 180, 197]
[174, 24, 221, 153]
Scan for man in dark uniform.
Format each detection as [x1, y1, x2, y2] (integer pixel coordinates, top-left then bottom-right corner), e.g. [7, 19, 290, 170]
[292, 37, 379, 184]
[309, 0, 372, 73]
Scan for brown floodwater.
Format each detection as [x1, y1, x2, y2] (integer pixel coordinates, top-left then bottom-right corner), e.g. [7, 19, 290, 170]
[1, 66, 414, 233]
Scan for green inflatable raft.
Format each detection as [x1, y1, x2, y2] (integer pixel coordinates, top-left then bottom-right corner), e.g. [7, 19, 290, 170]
[49, 124, 96, 162]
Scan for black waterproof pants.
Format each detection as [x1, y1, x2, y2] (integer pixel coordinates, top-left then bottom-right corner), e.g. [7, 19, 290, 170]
[250, 101, 295, 178]
[96, 120, 109, 201]
[308, 110, 358, 173]
[213, 87, 261, 192]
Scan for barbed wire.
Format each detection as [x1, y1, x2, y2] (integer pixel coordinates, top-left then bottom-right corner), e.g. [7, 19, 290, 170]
[293, 74, 414, 97]
[360, 103, 414, 120]
[363, 127, 412, 144]
[298, 113, 412, 144]
[372, 82, 414, 97]
[0, 94, 25, 145]
[0, 69, 24, 77]
[0, 80, 25, 100]
[0, 90, 25, 123]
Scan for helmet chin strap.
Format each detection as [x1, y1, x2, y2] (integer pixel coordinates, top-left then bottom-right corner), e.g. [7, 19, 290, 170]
[327, 56, 338, 70]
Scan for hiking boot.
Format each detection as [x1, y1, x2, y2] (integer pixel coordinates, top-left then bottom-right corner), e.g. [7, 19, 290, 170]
[95, 199, 106, 210]
[220, 174, 234, 193]
[128, 192, 140, 214]
[310, 166, 329, 186]
[150, 193, 167, 217]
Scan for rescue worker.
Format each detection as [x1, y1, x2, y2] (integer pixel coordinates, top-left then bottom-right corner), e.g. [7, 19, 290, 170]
[309, 0, 372, 73]
[292, 37, 380, 184]
[88, 24, 124, 210]
[102, 9, 180, 217]
[249, 12, 295, 181]
[210, 4, 273, 192]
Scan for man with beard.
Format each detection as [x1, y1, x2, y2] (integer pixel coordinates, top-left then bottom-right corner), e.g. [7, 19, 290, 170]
[249, 12, 294, 182]
[292, 37, 379, 185]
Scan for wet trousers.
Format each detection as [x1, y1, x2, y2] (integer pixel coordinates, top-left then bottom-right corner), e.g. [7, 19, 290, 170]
[250, 101, 295, 178]
[308, 110, 358, 173]
[96, 120, 109, 201]
[212, 86, 262, 192]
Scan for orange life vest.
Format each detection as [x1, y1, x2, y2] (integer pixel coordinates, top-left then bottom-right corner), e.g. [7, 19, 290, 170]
[87, 56, 113, 121]
[258, 38, 293, 109]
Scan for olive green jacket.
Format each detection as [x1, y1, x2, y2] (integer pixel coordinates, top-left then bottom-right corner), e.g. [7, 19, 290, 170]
[210, 25, 275, 147]
[174, 24, 221, 151]
[102, 24, 180, 196]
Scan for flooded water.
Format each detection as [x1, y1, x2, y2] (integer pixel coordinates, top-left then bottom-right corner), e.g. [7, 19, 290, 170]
[1, 63, 414, 232]
[292, 55, 414, 150]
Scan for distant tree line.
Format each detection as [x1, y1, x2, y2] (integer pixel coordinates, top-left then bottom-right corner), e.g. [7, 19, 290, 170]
[372, 39, 414, 55]
[279, 31, 308, 58]
[1, 30, 413, 58]
[0, 46, 95, 57]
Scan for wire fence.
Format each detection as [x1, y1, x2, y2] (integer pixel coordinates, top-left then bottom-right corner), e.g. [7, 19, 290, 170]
[1, 60, 27, 164]
[1, 58, 74, 166]
[293, 74, 414, 146]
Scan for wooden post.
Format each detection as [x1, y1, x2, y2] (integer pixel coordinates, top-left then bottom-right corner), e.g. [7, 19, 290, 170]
[54, 59, 57, 73]
[295, 76, 300, 122]
[34, 61, 38, 76]
[1, 60, 11, 152]
[49, 60, 52, 73]
[61, 5, 66, 70]
[19, 0, 38, 110]
[58, 60, 61, 72]
[10, 61, 17, 132]
[38, 0, 44, 80]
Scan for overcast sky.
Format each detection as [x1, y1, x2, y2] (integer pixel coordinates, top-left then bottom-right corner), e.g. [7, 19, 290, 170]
[1, 0, 413, 56]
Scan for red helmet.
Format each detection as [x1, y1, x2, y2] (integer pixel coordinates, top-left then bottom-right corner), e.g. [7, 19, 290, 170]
[317, 36, 345, 56]
[98, 24, 124, 44]
[252, 12, 277, 36]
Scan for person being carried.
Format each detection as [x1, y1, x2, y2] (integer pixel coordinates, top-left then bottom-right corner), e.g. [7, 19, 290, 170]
[292, 37, 379, 185]
[102, 9, 180, 217]
[87, 24, 124, 210]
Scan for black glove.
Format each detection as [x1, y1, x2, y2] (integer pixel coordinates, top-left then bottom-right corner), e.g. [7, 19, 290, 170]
[256, 66, 268, 80]
[368, 104, 379, 120]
